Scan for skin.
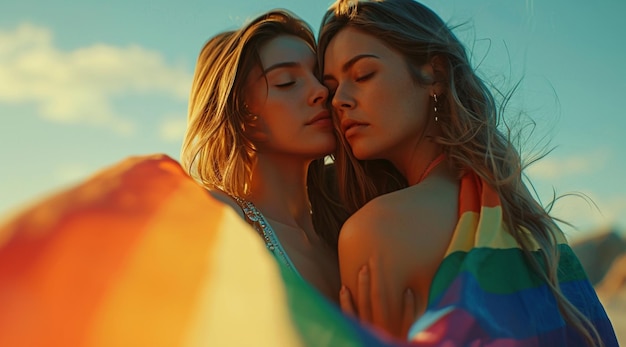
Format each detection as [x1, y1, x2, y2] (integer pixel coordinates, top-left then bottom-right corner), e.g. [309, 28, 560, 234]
[245, 35, 335, 158]
[323, 27, 437, 180]
[323, 27, 459, 338]
[214, 34, 341, 302]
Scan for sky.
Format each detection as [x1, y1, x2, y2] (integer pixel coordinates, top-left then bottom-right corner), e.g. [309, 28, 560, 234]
[1, 0, 625, 241]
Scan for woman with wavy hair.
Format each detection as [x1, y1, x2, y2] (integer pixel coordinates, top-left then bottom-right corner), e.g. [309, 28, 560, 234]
[181, 9, 347, 302]
[318, 0, 618, 345]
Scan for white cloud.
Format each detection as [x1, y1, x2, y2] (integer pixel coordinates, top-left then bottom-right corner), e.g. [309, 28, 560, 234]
[525, 150, 610, 180]
[549, 191, 625, 239]
[158, 116, 188, 143]
[0, 23, 191, 134]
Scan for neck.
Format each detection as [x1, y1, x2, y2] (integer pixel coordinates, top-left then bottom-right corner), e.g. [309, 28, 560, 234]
[246, 153, 314, 234]
[389, 140, 443, 186]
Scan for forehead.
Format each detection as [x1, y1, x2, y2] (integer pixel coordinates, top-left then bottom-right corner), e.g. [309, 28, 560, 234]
[323, 27, 389, 71]
[258, 35, 315, 68]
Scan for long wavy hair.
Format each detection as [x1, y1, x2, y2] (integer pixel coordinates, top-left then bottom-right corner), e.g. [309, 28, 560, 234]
[181, 10, 346, 248]
[318, 0, 602, 345]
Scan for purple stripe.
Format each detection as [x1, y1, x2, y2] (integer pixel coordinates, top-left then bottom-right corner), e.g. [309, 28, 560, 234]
[425, 271, 612, 339]
[411, 308, 618, 346]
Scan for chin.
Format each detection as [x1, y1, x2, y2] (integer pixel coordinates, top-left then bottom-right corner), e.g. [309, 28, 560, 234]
[349, 143, 375, 161]
[314, 137, 337, 154]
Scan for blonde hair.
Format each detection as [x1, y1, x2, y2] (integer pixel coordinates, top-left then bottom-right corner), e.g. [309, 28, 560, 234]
[181, 10, 346, 247]
[318, 0, 603, 345]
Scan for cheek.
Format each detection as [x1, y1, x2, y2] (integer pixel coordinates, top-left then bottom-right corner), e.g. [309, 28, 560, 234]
[263, 101, 304, 132]
[373, 81, 411, 116]
[384, 87, 431, 129]
[396, 75, 430, 113]
[261, 97, 290, 118]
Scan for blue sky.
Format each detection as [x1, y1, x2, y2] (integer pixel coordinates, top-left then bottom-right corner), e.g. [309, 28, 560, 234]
[1, 0, 624, 240]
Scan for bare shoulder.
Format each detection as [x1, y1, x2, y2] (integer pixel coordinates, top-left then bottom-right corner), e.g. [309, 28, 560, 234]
[337, 166, 461, 300]
[206, 189, 245, 219]
[340, 170, 459, 253]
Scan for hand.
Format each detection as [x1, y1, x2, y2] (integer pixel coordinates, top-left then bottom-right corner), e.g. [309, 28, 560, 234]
[339, 262, 417, 339]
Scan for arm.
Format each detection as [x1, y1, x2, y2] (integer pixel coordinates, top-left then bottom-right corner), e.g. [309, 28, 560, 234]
[337, 187, 457, 339]
[338, 200, 420, 338]
[338, 251, 417, 339]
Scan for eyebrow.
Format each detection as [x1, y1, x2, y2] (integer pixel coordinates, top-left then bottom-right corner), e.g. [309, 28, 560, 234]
[263, 61, 300, 75]
[323, 54, 379, 80]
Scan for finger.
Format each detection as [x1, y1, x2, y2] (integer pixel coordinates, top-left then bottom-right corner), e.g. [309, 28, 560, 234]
[357, 265, 373, 323]
[339, 285, 357, 317]
[401, 288, 417, 338]
[369, 256, 389, 332]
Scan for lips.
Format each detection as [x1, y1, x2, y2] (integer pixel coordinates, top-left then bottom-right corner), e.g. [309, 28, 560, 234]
[341, 118, 367, 137]
[306, 110, 331, 125]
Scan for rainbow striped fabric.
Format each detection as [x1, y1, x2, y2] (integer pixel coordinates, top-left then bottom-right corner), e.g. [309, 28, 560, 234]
[0, 154, 617, 346]
[407, 171, 619, 346]
[0, 154, 395, 347]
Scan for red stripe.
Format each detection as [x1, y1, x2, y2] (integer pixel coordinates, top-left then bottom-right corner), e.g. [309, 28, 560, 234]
[457, 172, 501, 217]
[0, 155, 218, 346]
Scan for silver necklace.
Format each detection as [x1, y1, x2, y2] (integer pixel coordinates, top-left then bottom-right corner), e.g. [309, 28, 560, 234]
[232, 196, 302, 278]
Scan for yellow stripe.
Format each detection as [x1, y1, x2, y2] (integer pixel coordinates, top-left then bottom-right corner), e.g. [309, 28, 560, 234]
[474, 206, 518, 249]
[183, 207, 304, 347]
[446, 207, 568, 256]
[444, 211, 478, 255]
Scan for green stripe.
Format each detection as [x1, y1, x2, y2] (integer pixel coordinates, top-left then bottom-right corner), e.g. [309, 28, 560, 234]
[429, 244, 588, 303]
[278, 263, 363, 346]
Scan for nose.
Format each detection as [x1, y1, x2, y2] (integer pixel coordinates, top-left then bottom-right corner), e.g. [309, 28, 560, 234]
[310, 79, 329, 105]
[331, 84, 355, 111]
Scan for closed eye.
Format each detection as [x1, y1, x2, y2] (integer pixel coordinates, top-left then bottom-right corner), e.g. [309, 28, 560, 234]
[356, 72, 374, 82]
[275, 81, 296, 88]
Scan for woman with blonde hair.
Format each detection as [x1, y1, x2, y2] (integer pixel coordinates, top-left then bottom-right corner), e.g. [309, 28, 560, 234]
[181, 9, 347, 302]
[318, 0, 618, 345]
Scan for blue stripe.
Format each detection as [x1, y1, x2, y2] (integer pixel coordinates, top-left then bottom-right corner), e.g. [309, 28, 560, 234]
[426, 271, 611, 339]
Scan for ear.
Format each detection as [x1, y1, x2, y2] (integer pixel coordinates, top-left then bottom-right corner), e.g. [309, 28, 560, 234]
[243, 115, 269, 143]
[425, 55, 448, 96]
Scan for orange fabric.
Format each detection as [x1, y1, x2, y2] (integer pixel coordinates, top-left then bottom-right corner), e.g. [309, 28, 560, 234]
[0, 154, 224, 346]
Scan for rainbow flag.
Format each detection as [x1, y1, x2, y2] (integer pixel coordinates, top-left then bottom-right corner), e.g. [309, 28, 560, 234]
[0, 154, 617, 346]
[0, 154, 399, 346]
[407, 172, 618, 346]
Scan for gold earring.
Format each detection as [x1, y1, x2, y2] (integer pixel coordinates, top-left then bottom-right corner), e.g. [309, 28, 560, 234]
[433, 94, 439, 122]
[243, 104, 258, 121]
